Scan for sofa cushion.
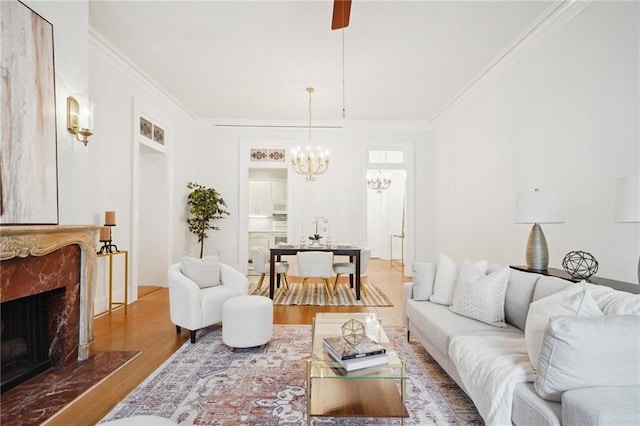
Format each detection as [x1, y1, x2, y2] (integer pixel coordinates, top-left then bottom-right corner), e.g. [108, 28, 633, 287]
[562, 385, 640, 426]
[406, 299, 521, 356]
[512, 382, 561, 426]
[429, 254, 487, 306]
[180, 253, 221, 288]
[525, 284, 602, 369]
[535, 315, 640, 402]
[584, 281, 640, 314]
[532, 275, 572, 302]
[450, 267, 509, 327]
[505, 269, 540, 331]
[411, 262, 436, 300]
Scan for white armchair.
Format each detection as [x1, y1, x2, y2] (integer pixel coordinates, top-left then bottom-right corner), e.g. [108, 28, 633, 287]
[168, 262, 249, 343]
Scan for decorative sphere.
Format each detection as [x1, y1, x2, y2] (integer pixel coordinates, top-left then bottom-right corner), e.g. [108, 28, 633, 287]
[341, 319, 366, 347]
[562, 251, 599, 280]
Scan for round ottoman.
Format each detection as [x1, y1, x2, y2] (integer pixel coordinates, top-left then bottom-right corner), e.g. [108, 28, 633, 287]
[222, 295, 273, 350]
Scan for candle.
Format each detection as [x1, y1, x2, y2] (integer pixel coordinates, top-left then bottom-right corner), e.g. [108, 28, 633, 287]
[99, 226, 111, 241]
[105, 211, 116, 225]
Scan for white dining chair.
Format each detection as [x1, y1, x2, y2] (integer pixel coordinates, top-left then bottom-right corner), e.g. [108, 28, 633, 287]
[296, 251, 334, 304]
[333, 247, 371, 296]
[250, 247, 289, 295]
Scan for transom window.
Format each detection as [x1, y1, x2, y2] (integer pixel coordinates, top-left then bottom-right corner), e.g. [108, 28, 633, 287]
[368, 150, 404, 165]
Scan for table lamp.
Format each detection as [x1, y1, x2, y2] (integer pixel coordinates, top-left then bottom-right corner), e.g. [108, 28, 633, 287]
[614, 175, 640, 284]
[515, 189, 564, 271]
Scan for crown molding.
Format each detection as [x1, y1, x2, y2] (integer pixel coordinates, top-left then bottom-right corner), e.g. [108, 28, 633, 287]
[88, 27, 197, 121]
[429, 0, 591, 126]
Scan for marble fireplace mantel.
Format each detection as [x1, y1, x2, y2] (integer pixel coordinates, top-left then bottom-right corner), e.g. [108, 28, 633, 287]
[1, 225, 100, 360]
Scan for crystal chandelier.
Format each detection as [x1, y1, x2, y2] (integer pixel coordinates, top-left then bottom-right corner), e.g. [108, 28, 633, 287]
[367, 170, 391, 193]
[291, 87, 330, 181]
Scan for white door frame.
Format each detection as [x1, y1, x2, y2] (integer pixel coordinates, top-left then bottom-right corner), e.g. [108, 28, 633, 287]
[238, 139, 292, 274]
[364, 141, 415, 275]
[130, 97, 174, 299]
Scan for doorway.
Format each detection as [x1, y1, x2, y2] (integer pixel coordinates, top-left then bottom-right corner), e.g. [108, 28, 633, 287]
[365, 148, 409, 269]
[131, 98, 173, 302]
[247, 168, 288, 275]
[237, 140, 291, 274]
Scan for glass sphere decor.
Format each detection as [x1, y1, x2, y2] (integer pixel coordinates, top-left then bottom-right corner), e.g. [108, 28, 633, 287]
[562, 250, 599, 280]
[341, 319, 366, 347]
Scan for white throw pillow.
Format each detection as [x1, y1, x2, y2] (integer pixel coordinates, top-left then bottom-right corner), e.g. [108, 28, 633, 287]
[180, 253, 221, 288]
[455, 259, 487, 290]
[535, 315, 640, 401]
[411, 262, 436, 300]
[429, 254, 487, 306]
[450, 267, 510, 327]
[524, 283, 602, 370]
[428, 254, 458, 305]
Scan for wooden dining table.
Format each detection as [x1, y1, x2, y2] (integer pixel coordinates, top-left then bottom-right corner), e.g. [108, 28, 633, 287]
[269, 246, 362, 300]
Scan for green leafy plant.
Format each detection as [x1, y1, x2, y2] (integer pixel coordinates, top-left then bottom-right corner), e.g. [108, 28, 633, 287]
[186, 182, 229, 258]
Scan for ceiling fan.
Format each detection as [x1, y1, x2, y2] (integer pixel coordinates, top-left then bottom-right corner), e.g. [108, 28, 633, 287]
[331, 0, 352, 30]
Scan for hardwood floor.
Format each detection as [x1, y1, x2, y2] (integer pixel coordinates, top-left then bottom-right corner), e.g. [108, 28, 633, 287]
[43, 259, 408, 425]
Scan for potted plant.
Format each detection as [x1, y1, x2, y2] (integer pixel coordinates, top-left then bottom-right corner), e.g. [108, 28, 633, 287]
[186, 182, 229, 258]
[309, 216, 328, 246]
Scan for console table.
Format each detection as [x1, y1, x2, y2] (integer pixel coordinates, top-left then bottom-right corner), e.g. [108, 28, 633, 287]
[96, 250, 129, 315]
[510, 265, 640, 294]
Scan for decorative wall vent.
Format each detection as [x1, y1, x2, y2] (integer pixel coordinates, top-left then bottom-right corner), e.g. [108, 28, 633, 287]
[139, 116, 164, 145]
[250, 149, 285, 162]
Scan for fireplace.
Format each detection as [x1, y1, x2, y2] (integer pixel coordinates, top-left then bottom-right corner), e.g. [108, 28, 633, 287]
[1, 288, 62, 392]
[0, 225, 99, 392]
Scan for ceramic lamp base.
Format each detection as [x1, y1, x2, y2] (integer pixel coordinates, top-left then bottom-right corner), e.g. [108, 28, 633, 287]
[526, 223, 549, 271]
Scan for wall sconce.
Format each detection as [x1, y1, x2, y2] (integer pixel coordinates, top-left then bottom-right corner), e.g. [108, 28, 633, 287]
[66, 96, 95, 146]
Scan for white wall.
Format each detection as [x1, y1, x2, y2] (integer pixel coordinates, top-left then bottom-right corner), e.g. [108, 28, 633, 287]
[189, 123, 427, 271]
[23, 1, 91, 225]
[88, 32, 196, 310]
[427, 2, 639, 283]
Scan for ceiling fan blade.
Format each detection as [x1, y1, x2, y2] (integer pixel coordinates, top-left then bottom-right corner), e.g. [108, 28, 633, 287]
[331, 0, 352, 30]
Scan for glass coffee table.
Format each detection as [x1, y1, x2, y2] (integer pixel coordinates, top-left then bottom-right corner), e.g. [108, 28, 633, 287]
[306, 312, 409, 424]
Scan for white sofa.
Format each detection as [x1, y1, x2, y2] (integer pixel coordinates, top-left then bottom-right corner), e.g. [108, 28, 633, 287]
[404, 260, 640, 426]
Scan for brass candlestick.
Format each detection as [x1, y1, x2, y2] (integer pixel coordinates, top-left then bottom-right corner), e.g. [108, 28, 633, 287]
[98, 224, 119, 254]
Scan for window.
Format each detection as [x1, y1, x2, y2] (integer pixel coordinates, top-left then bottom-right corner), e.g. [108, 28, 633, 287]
[368, 150, 404, 165]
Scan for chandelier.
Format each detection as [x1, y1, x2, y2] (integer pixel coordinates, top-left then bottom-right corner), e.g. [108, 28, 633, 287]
[291, 87, 330, 181]
[367, 170, 391, 193]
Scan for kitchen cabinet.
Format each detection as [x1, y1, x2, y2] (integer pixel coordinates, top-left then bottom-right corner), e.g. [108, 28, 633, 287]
[248, 181, 272, 217]
[271, 181, 287, 204]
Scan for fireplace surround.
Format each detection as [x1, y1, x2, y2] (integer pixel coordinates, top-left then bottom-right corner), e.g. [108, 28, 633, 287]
[1, 226, 99, 385]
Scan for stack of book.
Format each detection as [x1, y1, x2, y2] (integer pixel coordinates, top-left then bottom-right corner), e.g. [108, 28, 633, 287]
[322, 335, 388, 372]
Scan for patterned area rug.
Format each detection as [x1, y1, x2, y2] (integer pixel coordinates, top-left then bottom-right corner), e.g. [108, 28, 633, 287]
[249, 281, 393, 306]
[101, 325, 481, 425]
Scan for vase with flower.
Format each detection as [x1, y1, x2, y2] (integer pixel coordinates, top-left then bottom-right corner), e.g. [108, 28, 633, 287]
[309, 216, 328, 246]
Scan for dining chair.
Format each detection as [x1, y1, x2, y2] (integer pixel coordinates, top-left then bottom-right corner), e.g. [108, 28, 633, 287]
[250, 247, 289, 295]
[333, 247, 371, 296]
[296, 251, 334, 304]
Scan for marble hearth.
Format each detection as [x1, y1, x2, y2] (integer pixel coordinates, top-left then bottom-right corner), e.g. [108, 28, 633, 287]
[1, 225, 100, 370]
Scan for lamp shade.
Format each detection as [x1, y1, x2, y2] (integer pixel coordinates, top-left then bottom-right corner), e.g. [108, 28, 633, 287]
[515, 190, 564, 224]
[614, 175, 640, 223]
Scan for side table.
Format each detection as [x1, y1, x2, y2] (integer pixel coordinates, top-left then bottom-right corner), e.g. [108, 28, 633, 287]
[96, 250, 129, 315]
[509, 265, 639, 294]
